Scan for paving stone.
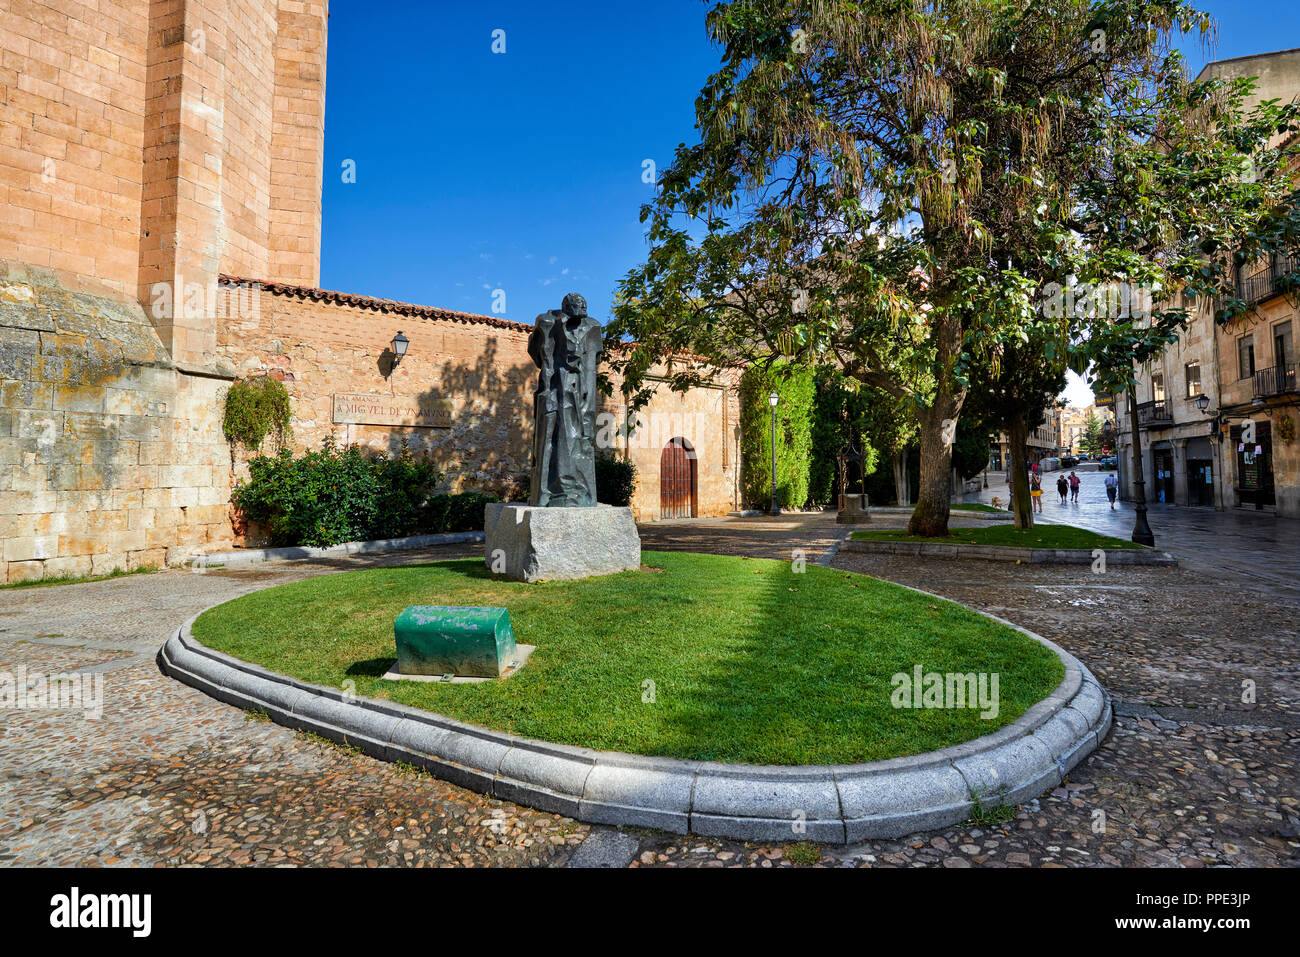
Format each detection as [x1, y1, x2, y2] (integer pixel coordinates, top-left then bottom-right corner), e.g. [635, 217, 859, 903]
[565, 828, 642, 868]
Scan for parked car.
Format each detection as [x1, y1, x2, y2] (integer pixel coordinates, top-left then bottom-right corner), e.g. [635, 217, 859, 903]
[1098, 456, 1118, 470]
[1078, 453, 1090, 461]
[1061, 455, 1078, 468]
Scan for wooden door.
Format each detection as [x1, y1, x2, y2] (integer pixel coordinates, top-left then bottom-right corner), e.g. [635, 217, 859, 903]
[660, 439, 696, 519]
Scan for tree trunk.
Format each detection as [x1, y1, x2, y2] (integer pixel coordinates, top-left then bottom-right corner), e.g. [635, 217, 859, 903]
[892, 451, 910, 507]
[906, 309, 965, 537]
[908, 402, 959, 537]
[1006, 413, 1033, 530]
[1126, 392, 1146, 497]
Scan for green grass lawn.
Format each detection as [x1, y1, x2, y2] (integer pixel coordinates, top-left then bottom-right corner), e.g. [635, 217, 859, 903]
[851, 524, 1141, 549]
[191, 551, 1063, 765]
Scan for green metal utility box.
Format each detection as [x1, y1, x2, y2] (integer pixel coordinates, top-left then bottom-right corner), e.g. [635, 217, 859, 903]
[394, 606, 517, 678]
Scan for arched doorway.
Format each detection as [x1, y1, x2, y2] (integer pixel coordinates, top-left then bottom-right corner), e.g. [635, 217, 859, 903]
[660, 437, 697, 519]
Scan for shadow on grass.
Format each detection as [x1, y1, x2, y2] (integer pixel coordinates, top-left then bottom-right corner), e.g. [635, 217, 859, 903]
[346, 657, 397, 678]
[636, 555, 1055, 765]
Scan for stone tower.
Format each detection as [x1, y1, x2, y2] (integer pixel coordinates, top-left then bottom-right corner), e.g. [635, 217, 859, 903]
[0, 1, 329, 581]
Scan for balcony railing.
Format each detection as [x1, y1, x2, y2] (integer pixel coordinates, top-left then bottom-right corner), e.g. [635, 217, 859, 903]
[1135, 399, 1172, 427]
[1238, 253, 1299, 306]
[1253, 363, 1297, 398]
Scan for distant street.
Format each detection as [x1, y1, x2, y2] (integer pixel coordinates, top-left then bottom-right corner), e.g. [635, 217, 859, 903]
[970, 463, 1300, 600]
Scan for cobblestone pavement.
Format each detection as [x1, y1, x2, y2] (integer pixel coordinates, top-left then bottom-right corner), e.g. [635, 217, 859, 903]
[974, 464, 1300, 600]
[2, 512, 1297, 867]
[0, 547, 589, 867]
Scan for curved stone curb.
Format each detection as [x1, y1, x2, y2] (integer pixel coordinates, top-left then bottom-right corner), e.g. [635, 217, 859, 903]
[159, 597, 1111, 843]
[841, 538, 1177, 566]
[191, 531, 486, 569]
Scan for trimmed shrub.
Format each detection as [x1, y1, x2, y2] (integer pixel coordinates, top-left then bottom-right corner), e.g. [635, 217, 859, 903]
[739, 361, 815, 509]
[232, 438, 498, 547]
[596, 453, 637, 506]
[418, 490, 501, 535]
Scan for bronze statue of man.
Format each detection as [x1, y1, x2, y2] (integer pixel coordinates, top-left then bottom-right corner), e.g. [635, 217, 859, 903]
[528, 293, 602, 507]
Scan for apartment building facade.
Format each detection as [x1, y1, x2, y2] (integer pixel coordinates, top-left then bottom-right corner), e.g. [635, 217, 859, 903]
[988, 415, 1060, 474]
[1114, 49, 1300, 518]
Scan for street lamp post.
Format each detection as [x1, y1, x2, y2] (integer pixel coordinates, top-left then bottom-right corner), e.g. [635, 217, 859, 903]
[1124, 391, 1156, 547]
[768, 391, 780, 516]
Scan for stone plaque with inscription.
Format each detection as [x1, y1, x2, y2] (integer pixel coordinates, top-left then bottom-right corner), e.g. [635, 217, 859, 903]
[332, 393, 452, 429]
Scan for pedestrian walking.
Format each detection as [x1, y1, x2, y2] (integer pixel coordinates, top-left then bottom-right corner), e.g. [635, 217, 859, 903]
[1105, 471, 1118, 509]
[1069, 471, 1081, 503]
[1056, 475, 1069, 504]
[1030, 472, 1043, 513]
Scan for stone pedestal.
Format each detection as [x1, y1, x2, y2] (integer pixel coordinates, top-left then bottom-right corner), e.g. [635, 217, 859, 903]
[837, 492, 871, 524]
[484, 503, 641, 582]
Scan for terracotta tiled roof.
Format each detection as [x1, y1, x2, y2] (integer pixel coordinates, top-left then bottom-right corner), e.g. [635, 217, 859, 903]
[218, 274, 535, 333]
[217, 274, 738, 374]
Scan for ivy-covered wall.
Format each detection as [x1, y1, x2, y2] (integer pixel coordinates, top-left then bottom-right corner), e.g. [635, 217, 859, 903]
[739, 362, 815, 509]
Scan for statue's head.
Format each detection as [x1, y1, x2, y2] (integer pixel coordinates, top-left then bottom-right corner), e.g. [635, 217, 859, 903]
[561, 293, 587, 318]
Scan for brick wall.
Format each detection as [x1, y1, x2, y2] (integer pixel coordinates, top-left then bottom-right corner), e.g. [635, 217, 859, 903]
[216, 283, 538, 493]
[216, 281, 741, 523]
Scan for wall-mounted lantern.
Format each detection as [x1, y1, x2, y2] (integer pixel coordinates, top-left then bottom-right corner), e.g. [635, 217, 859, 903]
[391, 331, 410, 367]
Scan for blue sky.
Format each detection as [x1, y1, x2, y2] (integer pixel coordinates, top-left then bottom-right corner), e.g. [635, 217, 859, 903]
[319, 1, 719, 320]
[318, 1, 1300, 404]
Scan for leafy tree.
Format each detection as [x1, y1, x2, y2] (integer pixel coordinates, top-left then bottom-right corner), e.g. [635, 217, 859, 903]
[608, 0, 1289, 539]
[859, 384, 919, 506]
[951, 415, 994, 484]
[1081, 408, 1104, 457]
[962, 335, 1067, 528]
[809, 369, 880, 507]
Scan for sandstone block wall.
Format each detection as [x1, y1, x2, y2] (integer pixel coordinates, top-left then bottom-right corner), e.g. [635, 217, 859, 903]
[1, 0, 327, 364]
[1, 260, 233, 584]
